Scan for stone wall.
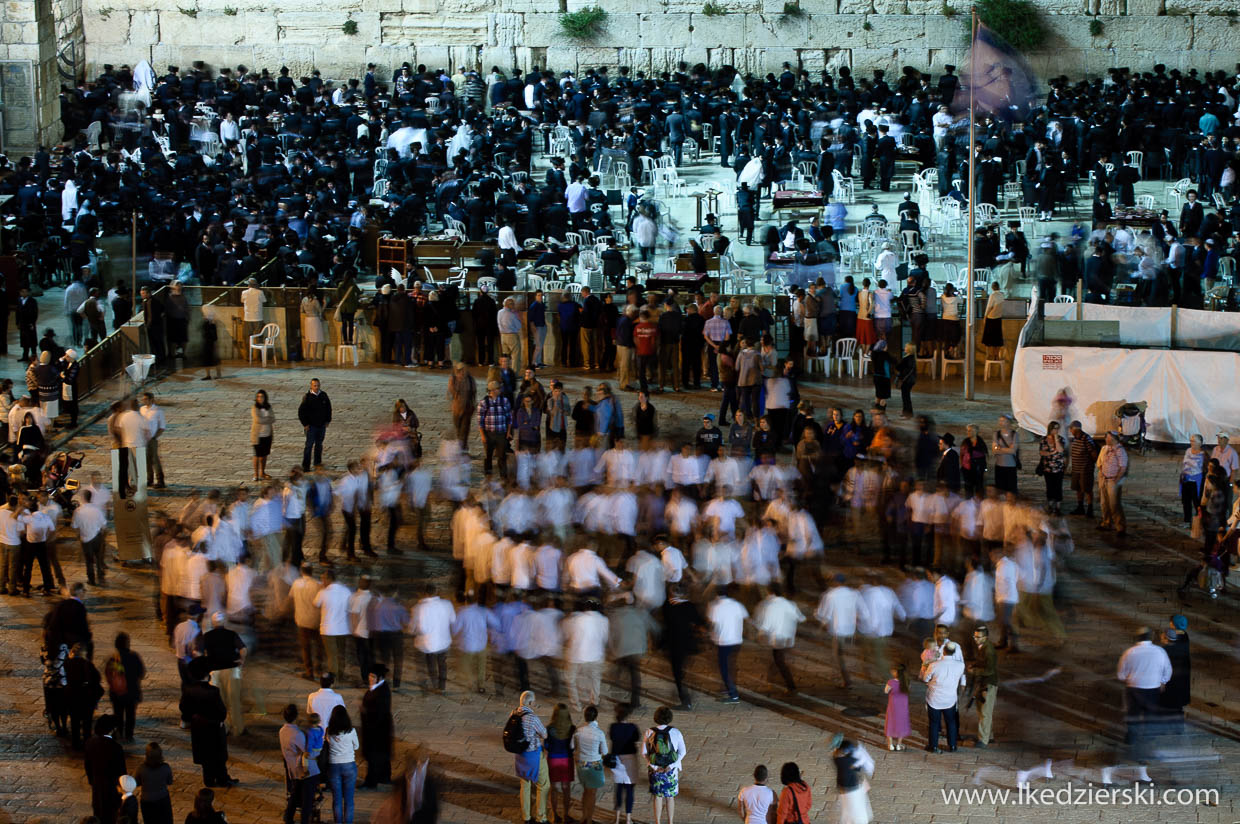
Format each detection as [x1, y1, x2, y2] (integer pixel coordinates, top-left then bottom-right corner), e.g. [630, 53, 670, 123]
[78, 0, 1240, 89]
[1, 0, 74, 147]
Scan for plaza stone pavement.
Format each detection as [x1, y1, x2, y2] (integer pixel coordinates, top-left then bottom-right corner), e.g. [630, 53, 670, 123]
[2, 361, 1239, 824]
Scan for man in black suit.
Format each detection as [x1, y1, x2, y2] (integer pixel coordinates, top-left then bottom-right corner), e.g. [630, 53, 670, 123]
[84, 714, 127, 823]
[1092, 192, 1113, 225]
[48, 582, 93, 658]
[180, 658, 236, 787]
[816, 138, 836, 201]
[937, 433, 962, 493]
[1179, 189, 1204, 238]
[16, 286, 39, 361]
[876, 124, 898, 192]
[360, 663, 394, 787]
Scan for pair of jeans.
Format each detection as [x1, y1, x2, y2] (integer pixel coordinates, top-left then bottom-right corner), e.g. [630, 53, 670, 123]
[532, 325, 548, 366]
[717, 643, 740, 699]
[423, 651, 448, 690]
[302, 424, 326, 470]
[926, 703, 959, 751]
[1180, 475, 1203, 522]
[326, 760, 358, 823]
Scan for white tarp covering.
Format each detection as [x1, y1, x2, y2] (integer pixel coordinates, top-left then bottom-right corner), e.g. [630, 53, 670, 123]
[1042, 302, 1240, 350]
[1012, 346, 1240, 443]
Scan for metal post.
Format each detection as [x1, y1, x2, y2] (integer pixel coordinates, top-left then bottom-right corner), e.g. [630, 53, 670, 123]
[131, 210, 138, 302]
[964, 9, 978, 401]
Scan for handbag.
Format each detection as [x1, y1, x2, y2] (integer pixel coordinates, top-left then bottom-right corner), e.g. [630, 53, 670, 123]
[1191, 512, 1204, 540]
[1034, 457, 1046, 476]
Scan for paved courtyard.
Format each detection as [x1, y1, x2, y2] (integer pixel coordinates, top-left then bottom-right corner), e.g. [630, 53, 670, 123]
[0, 358, 1237, 824]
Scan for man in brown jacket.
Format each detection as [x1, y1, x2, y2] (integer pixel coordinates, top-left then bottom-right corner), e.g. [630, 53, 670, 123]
[448, 362, 477, 444]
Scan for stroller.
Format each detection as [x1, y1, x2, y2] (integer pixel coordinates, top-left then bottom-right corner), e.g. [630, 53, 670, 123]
[1113, 401, 1148, 455]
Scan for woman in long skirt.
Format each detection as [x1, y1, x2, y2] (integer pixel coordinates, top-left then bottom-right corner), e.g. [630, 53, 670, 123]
[301, 287, 326, 361]
[831, 733, 875, 824]
[982, 282, 1005, 360]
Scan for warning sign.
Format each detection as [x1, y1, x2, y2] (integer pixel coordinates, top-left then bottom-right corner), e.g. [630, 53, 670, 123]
[1042, 354, 1063, 370]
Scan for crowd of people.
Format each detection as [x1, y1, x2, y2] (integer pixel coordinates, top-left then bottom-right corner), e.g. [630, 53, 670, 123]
[5, 51, 1240, 824]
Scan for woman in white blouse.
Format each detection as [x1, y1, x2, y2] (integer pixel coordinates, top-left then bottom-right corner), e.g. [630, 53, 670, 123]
[982, 282, 1005, 361]
[324, 705, 360, 823]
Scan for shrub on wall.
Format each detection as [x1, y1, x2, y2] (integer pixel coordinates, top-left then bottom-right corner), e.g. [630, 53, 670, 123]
[974, 0, 1047, 51]
[560, 6, 608, 38]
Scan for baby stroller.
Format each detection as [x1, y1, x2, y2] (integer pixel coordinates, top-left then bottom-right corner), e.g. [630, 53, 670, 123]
[1113, 401, 1148, 455]
[44, 451, 85, 511]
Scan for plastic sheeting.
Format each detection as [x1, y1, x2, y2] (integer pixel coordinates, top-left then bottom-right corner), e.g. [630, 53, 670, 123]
[1011, 346, 1240, 443]
[1042, 302, 1240, 350]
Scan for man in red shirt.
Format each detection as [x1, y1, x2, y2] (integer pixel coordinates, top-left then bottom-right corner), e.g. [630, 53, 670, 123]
[633, 309, 659, 394]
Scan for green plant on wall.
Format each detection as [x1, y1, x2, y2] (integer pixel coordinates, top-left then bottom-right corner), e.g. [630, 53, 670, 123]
[223, 6, 238, 14]
[177, 6, 197, 16]
[941, 0, 956, 17]
[862, 19, 872, 29]
[342, 18, 358, 34]
[782, 0, 804, 15]
[702, 1, 727, 15]
[1088, 18, 1103, 36]
[974, 0, 1047, 51]
[560, 6, 608, 38]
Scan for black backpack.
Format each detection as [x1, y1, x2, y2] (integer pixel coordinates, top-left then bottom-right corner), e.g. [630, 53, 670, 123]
[502, 711, 529, 754]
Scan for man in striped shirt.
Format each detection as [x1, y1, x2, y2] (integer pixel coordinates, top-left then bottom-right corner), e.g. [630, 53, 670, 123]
[1096, 431, 1129, 536]
[703, 306, 732, 391]
[1068, 420, 1097, 517]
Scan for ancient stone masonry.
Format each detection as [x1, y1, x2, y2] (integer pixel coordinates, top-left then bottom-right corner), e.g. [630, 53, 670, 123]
[65, 0, 1240, 90]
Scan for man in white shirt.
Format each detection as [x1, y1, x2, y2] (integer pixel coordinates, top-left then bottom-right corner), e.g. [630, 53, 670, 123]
[348, 576, 375, 686]
[737, 765, 776, 824]
[703, 489, 745, 538]
[923, 642, 967, 753]
[816, 575, 868, 689]
[859, 576, 907, 682]
[0, 495, 26, 596]
[564, 545, 620, 594]
[707, 584, 749, 703]
[72, 491, 109, 586]
[307, 672, 345, 729]
[139, 391, 168, 488]
[562, 600, 609, 710]
[931, 569, 960, 627]
[1116, 628, 1172, 758]
[1211, 433, 1239, 481]
[240, 278, 266, 341]
[289, 564, 322, 679]
[314, 568, 353, 679]
[753, 584, 805, 694]
[990, 547, 1020, 651]
[411, 584, 456, 693]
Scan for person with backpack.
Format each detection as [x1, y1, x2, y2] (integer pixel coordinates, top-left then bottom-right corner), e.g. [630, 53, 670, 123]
[104, 631, 145, 742]
[641, 705, 687, 824]
[505, 690, 550, 824]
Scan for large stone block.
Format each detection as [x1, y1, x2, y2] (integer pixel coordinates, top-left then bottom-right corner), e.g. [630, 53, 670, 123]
[706, 46, 734, 67]
[1191, 16, 1240, 52]
[618, 46, 651, 73]
[1126, 0, 1163, 13]
[277, 12, 377, 46]
[127, 10, 158, 44]
[1163, 0, 1217, 11]
[745, 12, 807, 46]
[82, 7, 130, 43]
[1085, 14, 1192, 50]
[862, 14, 924, 47]
[838, 0, 874, 13]
[872, 0, 906, 13]
[668, 0, 758, 12]
[3, 1, 36, 23]
[382, 12, 486, 44]
[251, 43, 317, 74]
[808, 12, 866, 42]
[687, 12, 742, 47]
[923, 13, 967, 47]
[489, 12, 522, 47]
[639, 12, 690, 46]
[649, 46, 686, 72]
[576, 46, 624, 69]
[478, 46, 514, 71]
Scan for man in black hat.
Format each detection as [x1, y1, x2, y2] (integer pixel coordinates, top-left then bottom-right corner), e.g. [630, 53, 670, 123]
[180, 658, 236, 787]
[360, 663, 394, 787]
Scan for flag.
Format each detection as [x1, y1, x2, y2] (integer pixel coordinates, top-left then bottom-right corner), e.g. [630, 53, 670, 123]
[952, 23, 1038, 119]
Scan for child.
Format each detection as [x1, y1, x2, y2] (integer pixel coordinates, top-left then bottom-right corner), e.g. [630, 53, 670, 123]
[918, 638, 940, 680]
[884, 664, 911, 751]
[303, 712, 324, 772]
[605, 753, 632, 824]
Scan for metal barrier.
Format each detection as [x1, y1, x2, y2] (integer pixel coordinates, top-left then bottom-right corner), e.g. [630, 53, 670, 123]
[75, 321, 146, 399]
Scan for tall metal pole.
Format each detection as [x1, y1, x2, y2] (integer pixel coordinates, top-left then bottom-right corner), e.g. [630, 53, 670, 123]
[964, 10, 978, 401]
[131, 210, 138, 304]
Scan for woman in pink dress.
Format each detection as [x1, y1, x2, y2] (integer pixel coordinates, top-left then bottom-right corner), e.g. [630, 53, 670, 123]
[884, 664, 911, 750]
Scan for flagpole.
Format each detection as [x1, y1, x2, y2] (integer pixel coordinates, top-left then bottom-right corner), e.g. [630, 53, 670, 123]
[964, 9, 978, 402]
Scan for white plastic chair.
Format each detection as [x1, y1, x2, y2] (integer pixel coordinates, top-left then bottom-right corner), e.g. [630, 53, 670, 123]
[1053, 294, 1075, 303]
[832, 337, 858, 378]
[248, 323, 280, 366]
[477, 276, 498, 292]
[1125, 151, 1143, 178]
[1135, 194, 1156, 210]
